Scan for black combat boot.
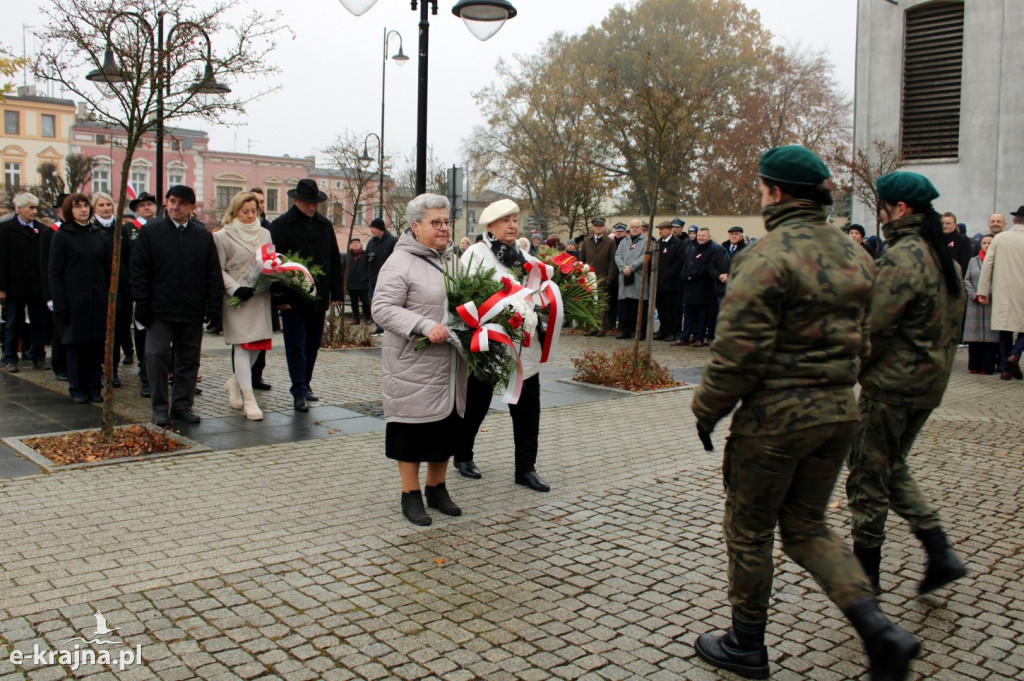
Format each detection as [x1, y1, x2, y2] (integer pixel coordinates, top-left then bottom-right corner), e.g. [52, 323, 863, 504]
[853, 542, 883, 595]
[694, 611, 769, 679]
[915, 527, 967, 595]
[844, 596, 920, 681]
[425, 482, 462, 516]
[401, 491, 432, 526]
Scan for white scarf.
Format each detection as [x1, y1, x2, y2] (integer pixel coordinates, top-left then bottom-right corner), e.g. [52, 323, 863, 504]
[228, 217, 263, 246]
[95, 215, 114, 228]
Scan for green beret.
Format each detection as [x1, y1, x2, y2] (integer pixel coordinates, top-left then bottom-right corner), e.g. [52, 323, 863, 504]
[758, 145, 830, 186]
[875, 172, 939, 205]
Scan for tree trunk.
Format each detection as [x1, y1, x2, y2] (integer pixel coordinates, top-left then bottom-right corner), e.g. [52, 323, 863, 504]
[100, 148, 137, 439]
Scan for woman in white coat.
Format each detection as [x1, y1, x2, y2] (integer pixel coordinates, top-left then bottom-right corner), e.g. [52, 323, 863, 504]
[214, 192, 273, 420]
[455, 199, 550, 492]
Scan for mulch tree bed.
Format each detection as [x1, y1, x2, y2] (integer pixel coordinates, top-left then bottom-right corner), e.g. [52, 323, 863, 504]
[22, 425, 183, 466]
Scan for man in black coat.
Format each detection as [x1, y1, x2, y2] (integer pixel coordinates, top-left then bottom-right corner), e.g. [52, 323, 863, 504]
[125, 192, 159, 396]
[0, 193, 49, 371]
[130, 185, 223, 426]
[941, 212, 972, 275]
[579, 216, 618, 336]
[269, 179, 344, 412]
[653, 221, 686, 341]
[345, 238, 371, 324]
[710, 225, 747, 342]
[673, 226, 726, 347]
[365, 217, 396, 334]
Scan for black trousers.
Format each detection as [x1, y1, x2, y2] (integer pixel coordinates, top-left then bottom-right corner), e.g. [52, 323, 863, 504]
[66, 342, 104, 398]
[146, 319, 203, 413]
[134, 324, 148, 384]
[348, 289, 371, 323]
[2, 297, 47, 364]
[50, 313, 68, 377]
[459, 373, 541, 475]
[656, 289, 681, 338]
[618, 298, 649, 338]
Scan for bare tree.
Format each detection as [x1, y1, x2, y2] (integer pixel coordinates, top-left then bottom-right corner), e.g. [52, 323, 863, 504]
[34, 0, 284, 438]
[827, 138, 907, 235]
[65, 153, 98, 193]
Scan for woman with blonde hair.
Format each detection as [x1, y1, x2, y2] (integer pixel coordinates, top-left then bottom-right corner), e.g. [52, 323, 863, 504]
[93, 191, 133, 372]
[213, 191, 273, 420]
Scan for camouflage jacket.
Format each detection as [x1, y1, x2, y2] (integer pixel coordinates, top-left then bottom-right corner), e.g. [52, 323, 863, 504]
[859, 213, 965, 408]
[691, 200, 875, 436]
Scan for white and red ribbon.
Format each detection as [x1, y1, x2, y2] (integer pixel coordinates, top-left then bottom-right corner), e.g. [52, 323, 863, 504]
[455, 283, 532, 404]
[257, 243, 317, 296]
[522, 259, 563, 363]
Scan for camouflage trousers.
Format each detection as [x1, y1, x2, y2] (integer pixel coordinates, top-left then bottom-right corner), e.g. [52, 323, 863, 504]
[845, 397, 940, 548]
[723, 420, 872, 621]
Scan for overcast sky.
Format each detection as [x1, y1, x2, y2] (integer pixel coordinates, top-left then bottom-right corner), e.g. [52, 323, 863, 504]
[2, 0, 857, 169]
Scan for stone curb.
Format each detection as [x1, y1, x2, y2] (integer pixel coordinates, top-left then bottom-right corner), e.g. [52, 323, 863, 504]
[2, 424, 211, 472]
[555, 377, 694, 395]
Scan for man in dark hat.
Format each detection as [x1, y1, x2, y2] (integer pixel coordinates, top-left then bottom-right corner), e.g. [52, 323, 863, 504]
[130, 185, 223, 426]
[652, 221, 685, 341]
[579, 216, 617, 336]
[124, 191, 159, 395]
[691, 146, 919, 681]
[269, 178, 344, 412]
[365, 216, 396, 335]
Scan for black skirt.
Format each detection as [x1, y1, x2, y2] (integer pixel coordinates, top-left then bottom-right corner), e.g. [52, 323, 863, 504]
[385, 408, 463, 463]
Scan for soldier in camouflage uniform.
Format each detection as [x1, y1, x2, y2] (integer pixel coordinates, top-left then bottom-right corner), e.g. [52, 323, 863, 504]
[690, 146, 919, 680]
[846, 171, 968, 597]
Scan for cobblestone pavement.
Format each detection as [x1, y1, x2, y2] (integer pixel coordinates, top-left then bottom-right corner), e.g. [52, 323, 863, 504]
[1, 334, 1022, 680]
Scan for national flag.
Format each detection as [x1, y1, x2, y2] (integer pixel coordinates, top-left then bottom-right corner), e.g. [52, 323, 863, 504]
[126, 182, 138, 201]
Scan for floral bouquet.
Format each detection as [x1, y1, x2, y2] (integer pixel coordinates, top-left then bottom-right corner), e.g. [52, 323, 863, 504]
[532, 246, 607, 330]
[416, 256, 536, 402]
[228, 244, 325, 309]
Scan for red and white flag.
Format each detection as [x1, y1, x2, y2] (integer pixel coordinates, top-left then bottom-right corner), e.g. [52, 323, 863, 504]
[126, 182, 138, 201]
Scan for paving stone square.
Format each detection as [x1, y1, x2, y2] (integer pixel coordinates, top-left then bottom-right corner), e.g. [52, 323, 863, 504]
[0, 334, 1022, 679]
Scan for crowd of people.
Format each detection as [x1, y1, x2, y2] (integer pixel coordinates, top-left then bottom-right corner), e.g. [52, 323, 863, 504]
[1, 142, 1022, 681]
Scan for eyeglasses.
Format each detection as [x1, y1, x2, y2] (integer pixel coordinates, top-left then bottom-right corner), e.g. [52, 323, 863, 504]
[426, 218, 453, 230]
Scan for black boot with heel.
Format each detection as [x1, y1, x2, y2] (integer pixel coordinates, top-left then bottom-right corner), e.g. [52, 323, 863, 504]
[401, 491, 432, 526]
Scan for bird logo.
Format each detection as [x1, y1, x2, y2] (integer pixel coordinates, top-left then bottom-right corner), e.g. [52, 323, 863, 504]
[64, 610, 122, 646]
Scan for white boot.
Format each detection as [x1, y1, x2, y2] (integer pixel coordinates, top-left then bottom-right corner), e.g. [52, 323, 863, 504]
[241, 388, 263, 421]
[225, 375, 243, 410]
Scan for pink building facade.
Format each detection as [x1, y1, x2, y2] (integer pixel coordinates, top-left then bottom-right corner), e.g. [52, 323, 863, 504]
[70, 116, 389, 234]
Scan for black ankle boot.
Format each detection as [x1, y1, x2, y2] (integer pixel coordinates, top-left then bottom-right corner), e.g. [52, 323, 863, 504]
[853, 542, 883, 595]
[425, 482, 462, 516]
[694, 611, 769, 679]
[401, 491, 432, 526]
[844, 596, 920, 681]
[915, 527, 966, 594]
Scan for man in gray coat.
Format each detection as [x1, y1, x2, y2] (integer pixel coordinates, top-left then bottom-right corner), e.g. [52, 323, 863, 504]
[614, 219, 649, 340]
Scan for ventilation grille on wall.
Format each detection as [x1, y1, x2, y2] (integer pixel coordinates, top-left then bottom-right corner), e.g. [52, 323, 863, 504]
[901, 1, 964, 161]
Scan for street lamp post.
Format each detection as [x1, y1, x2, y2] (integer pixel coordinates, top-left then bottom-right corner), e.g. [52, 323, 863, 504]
[375, 28, 407, 220]
[359, 132, 383, 220]
[337, 0, 517, 195]
[86, 12, 230, 209]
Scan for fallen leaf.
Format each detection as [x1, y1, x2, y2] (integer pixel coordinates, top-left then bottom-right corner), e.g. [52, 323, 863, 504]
[434, 558, 446, 565]
[327, 430, 337, 435]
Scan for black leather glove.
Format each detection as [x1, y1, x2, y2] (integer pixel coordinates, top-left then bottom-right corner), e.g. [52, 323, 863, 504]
[134, 302, 152, 328]
[696, 422, 714, 452]
[205, 310, 221, 327]
[234, 286, 255, 301]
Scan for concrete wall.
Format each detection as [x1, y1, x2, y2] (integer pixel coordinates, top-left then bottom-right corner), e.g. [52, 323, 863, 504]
[854, 0, 1024, 235]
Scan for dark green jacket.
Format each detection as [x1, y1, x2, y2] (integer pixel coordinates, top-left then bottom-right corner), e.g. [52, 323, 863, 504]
[692, 200, 875, 436]
[859, 213, 965, 408]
